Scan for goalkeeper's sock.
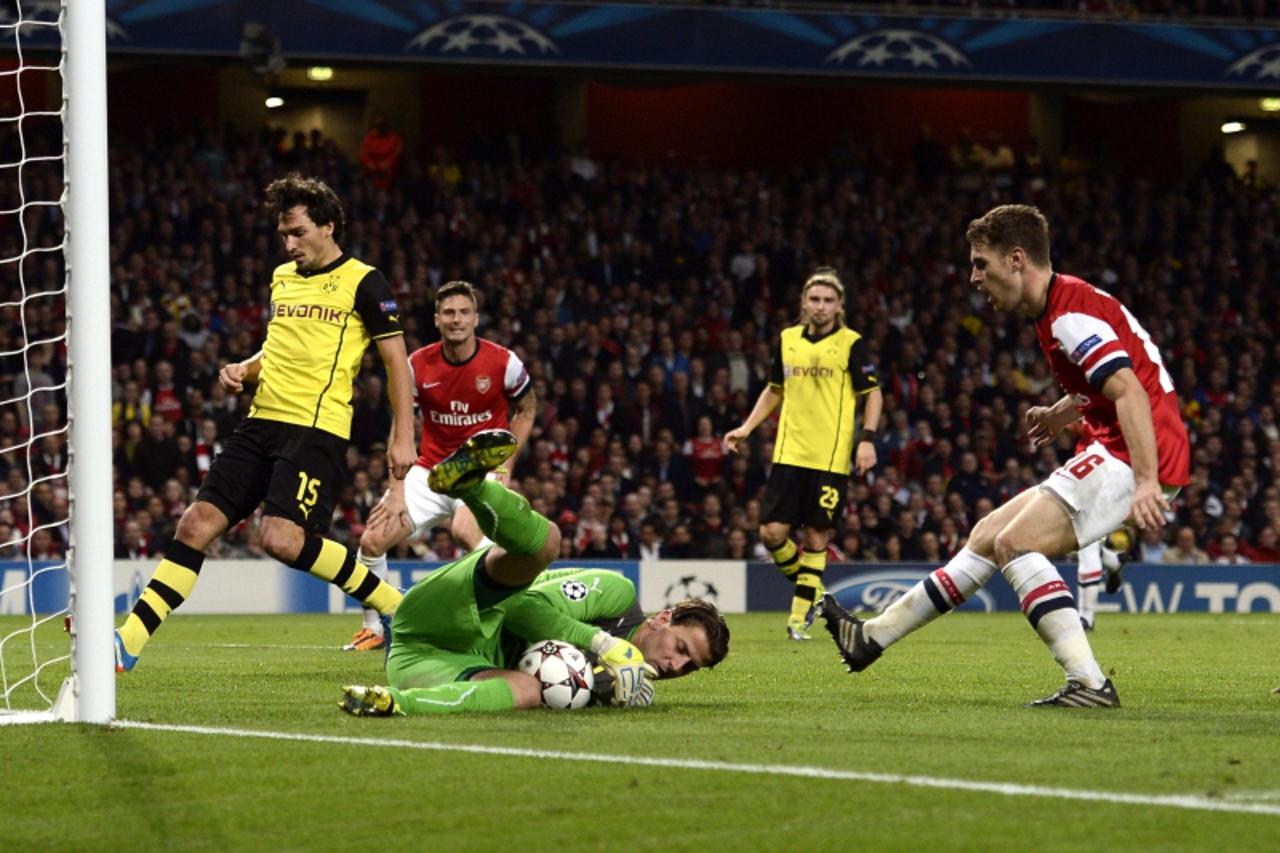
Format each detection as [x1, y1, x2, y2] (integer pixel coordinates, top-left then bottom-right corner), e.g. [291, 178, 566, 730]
[456, 480, 549, 557]
[767, 539, 800, 581]
[789, 548, 826, 624]
[292, 537, 402, 615]
[865, 547, 997, 648]
[357, 549, 390, 632]
[117, 539, 204, 657]
[389, 678, 515, 714]
[1003, 552, 1106, 689]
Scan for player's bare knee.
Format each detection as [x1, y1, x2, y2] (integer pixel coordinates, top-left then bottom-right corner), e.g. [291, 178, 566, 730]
[992, 527, 1027, 568]
[803, 527, 830, 551]
[357, 529, 385, 560]
[964, 515, 999, 561]
[173, 503, 225, 551]
[260, 519, 304, 564]
[759, 523, 788, 549]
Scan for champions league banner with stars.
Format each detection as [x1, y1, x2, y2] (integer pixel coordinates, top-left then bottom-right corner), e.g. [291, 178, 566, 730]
[2, 559, 1273, 616]
[9, 1, 1280, 89]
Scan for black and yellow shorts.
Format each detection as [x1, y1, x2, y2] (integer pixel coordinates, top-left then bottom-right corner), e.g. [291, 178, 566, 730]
[761, 462, 848, 531]
[197, 417, 347, 534]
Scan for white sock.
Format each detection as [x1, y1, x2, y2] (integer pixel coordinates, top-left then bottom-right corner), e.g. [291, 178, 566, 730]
[1077, 584, 1099, 628]
[1003, 552, 1106, 688]
[1100, 546, 1121, 572]
[866, 548, 997, 648]
[1076, 541, 1102, 627]
[358, 549, 389, 633]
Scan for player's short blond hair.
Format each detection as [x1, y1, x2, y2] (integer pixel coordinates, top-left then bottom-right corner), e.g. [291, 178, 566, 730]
[801, 267, 846, 328]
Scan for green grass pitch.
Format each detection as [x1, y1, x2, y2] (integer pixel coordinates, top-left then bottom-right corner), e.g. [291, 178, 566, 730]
[2, 612, 1278, 850]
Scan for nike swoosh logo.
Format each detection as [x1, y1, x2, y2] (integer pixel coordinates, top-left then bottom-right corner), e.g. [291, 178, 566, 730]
[422, 381, 442, 389]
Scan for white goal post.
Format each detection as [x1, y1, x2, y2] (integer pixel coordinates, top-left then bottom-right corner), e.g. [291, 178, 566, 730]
[0, 0, 113, 724]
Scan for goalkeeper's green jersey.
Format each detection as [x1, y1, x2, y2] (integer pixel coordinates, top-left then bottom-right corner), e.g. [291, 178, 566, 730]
[497, 568, 646, 668]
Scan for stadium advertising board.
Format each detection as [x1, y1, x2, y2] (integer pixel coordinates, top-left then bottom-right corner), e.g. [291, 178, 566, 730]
[13, 2, 1280, 89]
[2, 560, 1272, 616]
[747, 562, 1280, 615]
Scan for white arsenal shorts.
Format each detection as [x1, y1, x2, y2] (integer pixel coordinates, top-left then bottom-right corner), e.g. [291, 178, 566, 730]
[401, 464, 463, 535]
[1041, 441, 1179, 547]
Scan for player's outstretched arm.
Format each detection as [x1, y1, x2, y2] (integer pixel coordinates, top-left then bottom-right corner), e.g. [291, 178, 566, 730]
[376, 335, 416, 479]
[725, 384, 783, 454]
[1101, 368, 1169, 531]
[502, 389, 537, 485]
[219, 350, 263, 393]
[1025, 394, 1083, 447]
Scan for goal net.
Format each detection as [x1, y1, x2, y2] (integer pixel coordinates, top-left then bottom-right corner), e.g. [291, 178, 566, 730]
[0, 1, 114, 724]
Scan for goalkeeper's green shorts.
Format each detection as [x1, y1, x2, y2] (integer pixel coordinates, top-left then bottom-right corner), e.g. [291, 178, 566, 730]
[387, 546, 504, 688]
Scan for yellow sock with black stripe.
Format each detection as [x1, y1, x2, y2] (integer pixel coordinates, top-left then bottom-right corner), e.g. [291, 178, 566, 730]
[118, 539, 204, 657]
[768, 538, 800, 580]
[789, 548, 827, 624]
[292, 536, 403, 615]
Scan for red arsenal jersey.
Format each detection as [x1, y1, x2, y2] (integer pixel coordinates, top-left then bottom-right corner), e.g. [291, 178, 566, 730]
[410, 338, 530, 468]
[1035, 273, 1189, 486]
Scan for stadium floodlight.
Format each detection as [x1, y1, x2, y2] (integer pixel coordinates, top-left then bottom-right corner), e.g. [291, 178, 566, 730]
[1220, 121, 1246, 134]
[1260, 98, 1280, 113]
[0, 1, 114, 725]
[265, 96, 284, 109]
[306, 66, 333, 82]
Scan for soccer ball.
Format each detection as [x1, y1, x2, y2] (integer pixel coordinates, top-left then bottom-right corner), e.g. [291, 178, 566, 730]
[517, 639, 595, 710]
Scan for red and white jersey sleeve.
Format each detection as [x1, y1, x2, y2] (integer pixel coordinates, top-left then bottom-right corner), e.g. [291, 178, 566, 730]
[1035, 273, 1189, 486]
[409, 338, 531, 468]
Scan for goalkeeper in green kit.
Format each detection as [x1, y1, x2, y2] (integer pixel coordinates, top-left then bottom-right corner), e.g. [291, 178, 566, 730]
[338, 429, 730, 716]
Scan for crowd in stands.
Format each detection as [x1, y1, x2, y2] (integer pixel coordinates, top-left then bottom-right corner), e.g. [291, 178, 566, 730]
[3, 114, 1278, 568]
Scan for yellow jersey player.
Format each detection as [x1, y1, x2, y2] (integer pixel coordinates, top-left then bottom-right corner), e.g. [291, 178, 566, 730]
[114, 173, 416, 672]
[725, 268, 883, 640]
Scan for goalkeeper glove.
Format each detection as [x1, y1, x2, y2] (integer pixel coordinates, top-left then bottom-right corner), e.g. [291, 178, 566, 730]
[628, 664, 659, 707]
[591, 631, 648, 706]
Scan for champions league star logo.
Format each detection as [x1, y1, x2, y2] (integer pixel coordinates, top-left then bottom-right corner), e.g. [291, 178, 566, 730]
[407, 14, 559, 56]
[827, 29, 968, 70]
[663, 575, 719, 606]
[2, 1, 129, 40]
[1225, 45, 1280, 80]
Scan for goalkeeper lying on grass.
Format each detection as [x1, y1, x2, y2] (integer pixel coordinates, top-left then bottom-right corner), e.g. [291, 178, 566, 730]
[338, 429, 729, 716]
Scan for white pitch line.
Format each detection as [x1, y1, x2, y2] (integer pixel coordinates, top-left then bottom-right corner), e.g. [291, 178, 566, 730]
[114, 720, 1280, 817]
[201, 643, 333, 650]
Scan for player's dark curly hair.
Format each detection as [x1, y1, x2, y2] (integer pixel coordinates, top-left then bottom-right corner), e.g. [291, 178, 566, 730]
[671, 598, 730, 669]
[966, 204, 1050, 266]
[264, 173, 345, 243]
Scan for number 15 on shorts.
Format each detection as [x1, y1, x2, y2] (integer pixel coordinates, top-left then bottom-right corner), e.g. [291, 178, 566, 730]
[297, 472, 320, 519]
